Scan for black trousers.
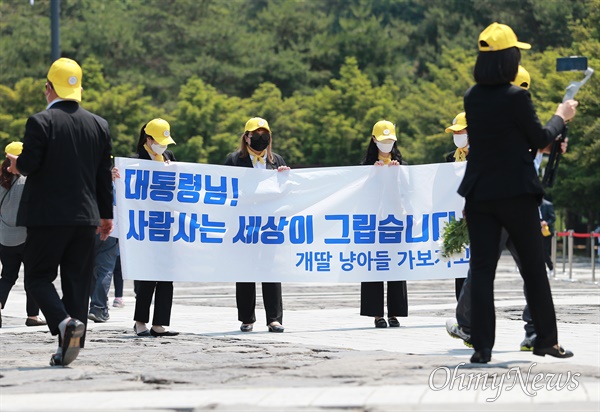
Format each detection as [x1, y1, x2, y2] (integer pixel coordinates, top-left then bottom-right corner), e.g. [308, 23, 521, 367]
[236, 282, 283, 325]
[466, 195, 557, 351]
[456, 229, 534, 336]
[113, 255, 123, 298]
[0, 243, 40, 316]
[24, 226, 96, 346]
[360, 281, 408, 318]
[454, 278, 465, 301]
[133, 281, 173, 326]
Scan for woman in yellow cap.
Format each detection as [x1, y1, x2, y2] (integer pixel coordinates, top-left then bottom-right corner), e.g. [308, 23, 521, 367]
[224, 117, 290, 333]
[443, 112, 469, 301]
[132, 119, 179, 337]
[0, 142, 46, 328]
[359, 120, 408, 328]
[458, 22, 576, 363]
[444, 112, 469, 163]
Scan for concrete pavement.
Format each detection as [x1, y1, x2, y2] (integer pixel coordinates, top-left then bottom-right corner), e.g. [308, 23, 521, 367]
[1, 253, 598, 411]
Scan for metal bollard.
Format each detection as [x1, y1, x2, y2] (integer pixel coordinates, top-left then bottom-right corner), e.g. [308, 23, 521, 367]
[592, 232, 596, 283]
[562, 232, 567, 273]
[551, 235, 557, 278]
[568, 230, 574, 280]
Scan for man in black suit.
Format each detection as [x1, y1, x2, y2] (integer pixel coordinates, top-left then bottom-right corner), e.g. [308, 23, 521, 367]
[7, 58, 113, 366]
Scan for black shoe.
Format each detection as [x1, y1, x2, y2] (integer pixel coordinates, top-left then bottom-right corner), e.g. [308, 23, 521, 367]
[25, 317, 47, 327]
[533, 345, 573, 359]
[240, 323, 254, 332]
[133, 323, 151, 337]
[88, 308, 109, 323]
[268, 322, 284, 333]
[150, 328, 179, 337]
[56, 318, 85, 367]
[470, 348, 492, 364]
[388, 317, 400, 327]
[374, 318, 387, 328]
[50, 352, 63, 366]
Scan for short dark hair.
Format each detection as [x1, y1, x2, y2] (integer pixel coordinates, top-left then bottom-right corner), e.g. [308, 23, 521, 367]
[473, 47, 520, 85]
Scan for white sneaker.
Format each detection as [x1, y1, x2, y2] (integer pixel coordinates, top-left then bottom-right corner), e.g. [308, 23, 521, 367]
[445, 318, 472, 348]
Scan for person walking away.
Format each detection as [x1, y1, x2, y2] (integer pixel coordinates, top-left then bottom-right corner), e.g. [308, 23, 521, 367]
[6, 58, 113, 366]
[458, 23, 576, 363]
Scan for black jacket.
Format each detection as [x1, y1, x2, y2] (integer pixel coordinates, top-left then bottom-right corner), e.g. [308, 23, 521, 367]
[458, 84, 564, 202]
[224, 150, 286, 169]
[16, 101, 113, 227]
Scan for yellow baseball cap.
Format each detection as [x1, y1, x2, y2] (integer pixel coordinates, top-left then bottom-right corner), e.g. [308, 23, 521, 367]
[445, 112, 467, 133]
[145, 118, 176, 145]
[478, 22, 531, 52]
[512, 65, 531, 90]
[5, 141, 23, 156]
[372, 120, 397, 141]
[47, 58, 82, 102]
[244, 117, 271, 133]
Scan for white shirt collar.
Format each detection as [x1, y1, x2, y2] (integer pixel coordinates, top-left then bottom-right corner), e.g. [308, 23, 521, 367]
[46, 98, 77, 110]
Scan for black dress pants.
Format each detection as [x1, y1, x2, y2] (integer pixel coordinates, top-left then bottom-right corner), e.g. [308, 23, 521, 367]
[456, 229, 534, 336]
[0, 243, 39, 316]
[236, 282, 283, 325]
[24, 226, 96, 346]
[133, 281, 174, 326]
[465, 195, 557, 352]
[360, 281, 408, 318]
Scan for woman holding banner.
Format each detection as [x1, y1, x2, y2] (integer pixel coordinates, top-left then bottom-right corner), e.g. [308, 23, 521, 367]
[224, 117, 290, 333]
[458, 23, 576, 363]
[132, 118, 179, 337]
[359, 120, 408, 328]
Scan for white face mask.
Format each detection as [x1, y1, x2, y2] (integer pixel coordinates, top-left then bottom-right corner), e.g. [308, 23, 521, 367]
[151, 143, 167, 155]
[376, 141, 394, 153]
[453, 134, 468, 149]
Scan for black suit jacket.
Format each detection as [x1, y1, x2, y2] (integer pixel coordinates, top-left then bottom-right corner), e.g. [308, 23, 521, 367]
[224, 150, 286, 169]
[458, 84, 564, 202]
[16, 100, 113, 227]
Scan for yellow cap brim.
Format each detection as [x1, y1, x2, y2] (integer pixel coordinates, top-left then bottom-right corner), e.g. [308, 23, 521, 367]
[445, 125, 467, 133]
[153, 136, 176, 145]
[516, 41, 531, 50]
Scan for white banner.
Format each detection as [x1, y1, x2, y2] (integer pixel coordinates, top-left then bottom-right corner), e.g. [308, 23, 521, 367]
[115, 158, 468, 282]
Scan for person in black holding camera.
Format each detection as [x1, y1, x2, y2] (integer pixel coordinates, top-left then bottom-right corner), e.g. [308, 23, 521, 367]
[458, 23, 577, 363]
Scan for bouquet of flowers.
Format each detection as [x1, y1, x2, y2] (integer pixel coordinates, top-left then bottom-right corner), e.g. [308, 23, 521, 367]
[439, 218, 470, 260]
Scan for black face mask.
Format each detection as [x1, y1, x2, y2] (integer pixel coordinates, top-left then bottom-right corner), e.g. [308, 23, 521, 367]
[249, 132, 270, 152]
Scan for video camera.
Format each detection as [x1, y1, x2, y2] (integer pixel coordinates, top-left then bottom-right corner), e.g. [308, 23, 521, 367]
[542, 56, 594, 188]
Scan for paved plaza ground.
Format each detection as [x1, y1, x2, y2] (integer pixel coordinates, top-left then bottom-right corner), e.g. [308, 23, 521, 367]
[0, 252, 598, 411]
